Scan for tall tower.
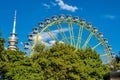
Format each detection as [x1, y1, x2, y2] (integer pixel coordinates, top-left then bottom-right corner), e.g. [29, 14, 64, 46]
[8, 10, 18, 50]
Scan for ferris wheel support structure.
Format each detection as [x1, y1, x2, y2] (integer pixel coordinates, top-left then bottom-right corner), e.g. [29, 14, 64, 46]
[24, 14, 114, 64]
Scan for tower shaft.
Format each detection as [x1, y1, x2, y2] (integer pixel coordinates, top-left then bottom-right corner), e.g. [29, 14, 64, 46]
[8, 10, 18, 50]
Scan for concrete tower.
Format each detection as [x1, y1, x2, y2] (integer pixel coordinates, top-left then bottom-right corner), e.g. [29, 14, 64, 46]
[8, 10, 18, 50]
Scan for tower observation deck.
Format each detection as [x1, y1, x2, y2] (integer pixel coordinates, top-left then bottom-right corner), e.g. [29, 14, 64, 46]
[8, 10, 18, 50]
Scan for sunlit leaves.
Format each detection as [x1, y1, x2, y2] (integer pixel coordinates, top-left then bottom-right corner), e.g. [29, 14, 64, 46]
[0, 42, 110, 80]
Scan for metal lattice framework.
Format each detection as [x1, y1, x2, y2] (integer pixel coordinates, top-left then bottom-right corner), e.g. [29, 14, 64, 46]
[24, 14, 114, 64]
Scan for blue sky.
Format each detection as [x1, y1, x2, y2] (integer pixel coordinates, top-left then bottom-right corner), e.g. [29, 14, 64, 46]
[0, 0, 120, 54]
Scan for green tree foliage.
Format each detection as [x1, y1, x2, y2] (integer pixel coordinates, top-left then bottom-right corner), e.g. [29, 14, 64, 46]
[0, 42, 110, 80]
[0, 31, 5, 52]
[34, 43, 45, 53]
[0, 49, 44, 80]
[32, 43, 110, 80]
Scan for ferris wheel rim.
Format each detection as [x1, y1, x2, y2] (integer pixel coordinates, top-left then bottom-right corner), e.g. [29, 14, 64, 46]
[25, 15, 113, 64]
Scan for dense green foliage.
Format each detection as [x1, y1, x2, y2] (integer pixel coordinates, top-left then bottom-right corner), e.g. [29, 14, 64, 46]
[0, 31, 5, 52]
[0, 46, 110, 79]
[0, 33, 110, 80]
[31, 43, 110, 80]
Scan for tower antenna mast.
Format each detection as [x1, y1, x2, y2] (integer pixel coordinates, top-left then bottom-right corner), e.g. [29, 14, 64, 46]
[8, 10, 18, 50]
[12, 10, 16, 34]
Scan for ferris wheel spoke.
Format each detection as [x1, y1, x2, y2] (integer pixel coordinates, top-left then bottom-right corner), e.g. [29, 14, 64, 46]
[70, 23, 75, 46]
[56, 23, 67, 43]
[100, 53, 108, 56]
[106, 49, 112, 64]
[102, 44, 111, 64]
[92, 41, 102, 50]
[30, 35, 42, 56]
[68, 23, 75, 46]
[82, 32, 94, 49]
[76, 25, 84, 49]
[68, 23, 72, 45]
[46, 29, 58, 41]
[106, 50, 109, 64]
[100, 44, 108, 63]
[58, 23, 68, 42]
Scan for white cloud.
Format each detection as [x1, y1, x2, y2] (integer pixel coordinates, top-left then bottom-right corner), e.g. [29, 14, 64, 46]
[43, 3, 50, 9]
[51, 2, 57, 6]
[102, 15, 116, 20]
[20, 42, 23, 45]
[59, 41, 64, 44]
[49, 40, 56, 44]
[32, 28, 68, 47]
[49, 40, 56, 46]
[49, 40, 64, 46]
[51, 28, 68, 33]
[33, 28, 68, 41]
[4, 47, 7, 50]
[56, 0, 78, 12]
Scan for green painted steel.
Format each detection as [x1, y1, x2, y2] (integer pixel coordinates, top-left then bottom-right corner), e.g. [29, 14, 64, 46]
[27, 16, 113, 64]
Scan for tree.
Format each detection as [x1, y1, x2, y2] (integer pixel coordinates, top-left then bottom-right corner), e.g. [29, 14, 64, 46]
[0, 31, 5, 79]
[34, 43, 45, 53]
[0, 31, 5, 52]
[32, 43, 110, 80]
[0, 42, 110, 80]
[0, 49, 44, 80]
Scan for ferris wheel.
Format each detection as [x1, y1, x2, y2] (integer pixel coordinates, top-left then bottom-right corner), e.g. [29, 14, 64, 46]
[24, 14, 114, 64]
